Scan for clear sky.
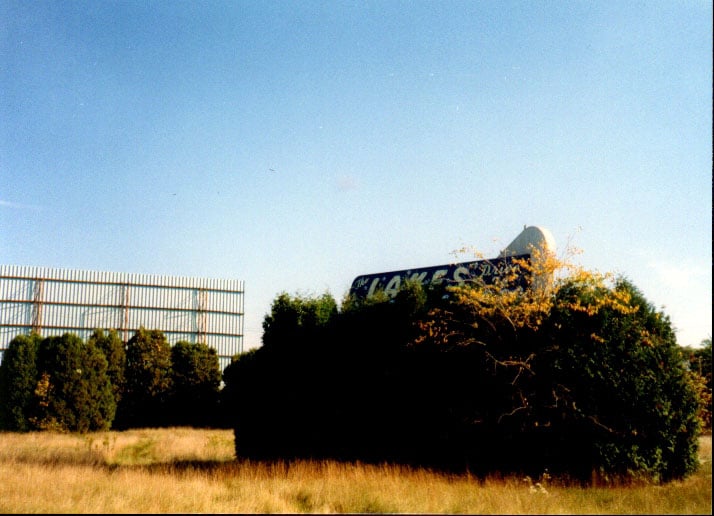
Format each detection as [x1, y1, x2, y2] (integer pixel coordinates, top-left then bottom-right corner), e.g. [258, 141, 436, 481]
[2, 1, 711, 352]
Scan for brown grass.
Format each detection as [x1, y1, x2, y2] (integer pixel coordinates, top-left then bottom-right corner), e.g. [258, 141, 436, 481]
[0, 427, 710, 513]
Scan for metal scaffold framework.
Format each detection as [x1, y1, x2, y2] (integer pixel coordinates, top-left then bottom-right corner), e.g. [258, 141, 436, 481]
[0, 265, 245, 372]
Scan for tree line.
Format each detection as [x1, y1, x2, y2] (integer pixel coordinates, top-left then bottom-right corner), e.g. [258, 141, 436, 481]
[221, 248, 709, 483]
[0, 327, 223, 432]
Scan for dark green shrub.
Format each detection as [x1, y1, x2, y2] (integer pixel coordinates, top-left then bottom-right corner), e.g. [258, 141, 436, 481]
[0, 333, 42, 431]
[537, 279, 701, 482]
[116, 327, 172, 429]
[681, 339, 712, 430]
[169, 340, 221, 427]
[88, 328, 126, 407]
[32, 333, 115, 432]
[261, 291, 338, 350]
[224, 270, 702, 483]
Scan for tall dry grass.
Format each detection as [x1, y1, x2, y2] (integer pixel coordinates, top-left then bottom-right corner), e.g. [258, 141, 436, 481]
[0, 427, 710, 514]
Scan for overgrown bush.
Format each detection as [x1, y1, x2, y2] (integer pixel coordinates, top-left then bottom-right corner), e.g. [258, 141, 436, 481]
[1, 332, 117, 432]
[115, 327, 173, 429]
[1, 327, 227, 431]
[223, 248, 703, 483]
[31, 333, 116, 432]
[681, 339, 712, 431]
[534, 279, 701, 482]
[88, 329, 126, 407]
[0, 333, 41, 431]
[169, 340, 222, 427]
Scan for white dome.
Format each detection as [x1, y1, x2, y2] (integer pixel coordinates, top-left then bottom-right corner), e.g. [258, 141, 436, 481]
[499, 226, 556, 257]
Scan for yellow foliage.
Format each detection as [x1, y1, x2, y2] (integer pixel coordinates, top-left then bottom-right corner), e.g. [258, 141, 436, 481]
[422, 240, 641, 347]
[446, 243, 565, 332]
[34, 372, 51, 408]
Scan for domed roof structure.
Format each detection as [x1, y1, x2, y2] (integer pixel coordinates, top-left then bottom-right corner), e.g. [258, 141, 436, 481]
[499, 225, 556, 257]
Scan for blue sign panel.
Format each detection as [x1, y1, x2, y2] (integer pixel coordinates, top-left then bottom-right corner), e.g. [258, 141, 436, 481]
[349, 254, 531, 300]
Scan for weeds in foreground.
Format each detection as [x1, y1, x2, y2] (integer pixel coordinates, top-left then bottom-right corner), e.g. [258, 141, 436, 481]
[0, 428, 710, 514]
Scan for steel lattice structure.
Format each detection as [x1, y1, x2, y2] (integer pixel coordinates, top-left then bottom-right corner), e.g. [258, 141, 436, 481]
[0, 265, 244, 372]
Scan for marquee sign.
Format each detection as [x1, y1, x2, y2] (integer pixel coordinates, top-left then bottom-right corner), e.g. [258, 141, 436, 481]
[349, 253, 531, 300]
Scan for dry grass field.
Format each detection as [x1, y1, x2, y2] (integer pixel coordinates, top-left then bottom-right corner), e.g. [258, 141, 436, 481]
[0, 427, 710, 514]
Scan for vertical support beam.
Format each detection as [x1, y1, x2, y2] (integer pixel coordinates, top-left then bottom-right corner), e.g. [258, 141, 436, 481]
[122, 283, 130, 343]
[238, 286, 244, 354]
[196, 288, 207, 344]
[31, 278, 44, 334]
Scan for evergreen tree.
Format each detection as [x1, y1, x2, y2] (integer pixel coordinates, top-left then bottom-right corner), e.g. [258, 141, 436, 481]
[169, 341, 222, 427]
[0, 333, 41, 431]
[117, 327, 172, 428]
[33, 333, 115, 432]
[261, 291, 338, 349]
[88, 328, 126, 406]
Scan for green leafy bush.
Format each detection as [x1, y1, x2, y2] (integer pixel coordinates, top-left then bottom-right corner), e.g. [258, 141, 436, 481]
[2, 327, 230, 432]
[534, 279, 701, 482]
[169, 340, 222, 427]
[224, 253, 702, 483]
[32, 333, 115, 432]
[681, 339, 712, 431]
[0, 333, 41, 431]
[88, 329, 126, 407]
[115, 327, 172, 429]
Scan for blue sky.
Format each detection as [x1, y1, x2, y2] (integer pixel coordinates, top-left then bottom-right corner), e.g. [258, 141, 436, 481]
[1, 1, 711, 351]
